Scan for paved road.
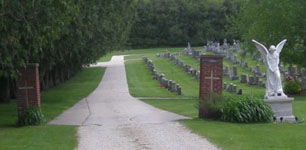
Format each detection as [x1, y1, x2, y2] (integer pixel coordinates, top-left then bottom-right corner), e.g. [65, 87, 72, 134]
[49, 56, 217, 150]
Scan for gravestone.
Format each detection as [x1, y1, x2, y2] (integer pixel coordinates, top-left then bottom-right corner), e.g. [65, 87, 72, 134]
[176, 85, 182, 95]
[199, 55, 223, 118]
[237, 89, 242, 95]
[232, 84, 237, 93]
[224, 66, 230, 77]
[255, 65, 262, 76]
[168, 80, 173, 91]
[248, 76, 255, 85]
[230, 66, 239, 80]
[17, 64, 41, 117]
[172, 82, 177, 92]
[223, 82, 227, 90]
[164, 78, 169, 88]
[240, 73, 248, 83]
[302, 77, 306, 90]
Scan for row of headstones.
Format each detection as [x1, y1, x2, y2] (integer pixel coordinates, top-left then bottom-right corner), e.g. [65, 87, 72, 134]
[240, 73, 266, 88]
[158, 52, 201, 81]
[240, 58, 265, 77]
[286, 65, 306, 91]
[223, 82, 242, 95]
[224, 65, 265, 88]
[142, 56, 182, 95]
[205, 39, 241, 56]
[224, 66, 239, 80]
[181, 46, 201, 60]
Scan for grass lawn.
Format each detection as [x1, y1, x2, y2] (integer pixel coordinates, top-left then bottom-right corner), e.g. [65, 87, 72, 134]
[0, 67, 105, 150]
[123, 47, 306, 150]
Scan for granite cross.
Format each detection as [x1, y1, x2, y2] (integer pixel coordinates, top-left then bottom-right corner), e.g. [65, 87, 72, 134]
[18, 81, 33, 108]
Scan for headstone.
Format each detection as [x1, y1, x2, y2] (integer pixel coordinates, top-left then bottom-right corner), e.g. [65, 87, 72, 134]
[223, 82, 227, 90]
[230, 66, 239, 80]
[302, 77, 306, 90]
[171, 82, 177, 92]
[176, 84, 182, 95]
[199, 55, 223, 118]
[303, 69, 306, 77]
[255, 65, 262, 76]
[196, 71, 200, 81]
[237, 89, 242, 95]
[232, 84, 237, 93]
[17, 64, 41, 117]
[168, 80, 173, 91]
[224, 66, 230, 77]
[240, 73, 248, 83]
[164, 78, 169, 88]
[248, 76, 255, 85]
[254, 76, 259, 86]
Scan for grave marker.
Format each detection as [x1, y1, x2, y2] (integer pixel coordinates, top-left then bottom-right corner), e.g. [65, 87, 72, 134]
[17, 64, 41, 117]
[199, 55, 223, 118]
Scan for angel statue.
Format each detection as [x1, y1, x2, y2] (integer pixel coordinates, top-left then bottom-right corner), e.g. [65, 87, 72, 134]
[252, 39, 287, 99]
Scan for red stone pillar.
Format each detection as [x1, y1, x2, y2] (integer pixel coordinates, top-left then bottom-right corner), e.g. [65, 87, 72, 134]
[16, 64, 41, 116]
[199, 55, 223, 118]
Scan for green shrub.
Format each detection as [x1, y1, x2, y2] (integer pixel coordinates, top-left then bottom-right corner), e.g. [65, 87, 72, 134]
[198, 92, 224, 120]
[284, 81, 301, 95]
[221, 96, 273, 123]
[16, 106, 45, 126]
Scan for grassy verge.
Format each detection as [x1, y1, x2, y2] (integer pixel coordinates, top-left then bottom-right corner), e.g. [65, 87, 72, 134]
[0, 67, 105, 150]
[124, 48, 306, 150]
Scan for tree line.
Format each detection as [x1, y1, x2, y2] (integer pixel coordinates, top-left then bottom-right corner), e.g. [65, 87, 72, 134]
[128, 0, 240, 48]
[0, 0, 136, 102]
[227, 0, 306, 67]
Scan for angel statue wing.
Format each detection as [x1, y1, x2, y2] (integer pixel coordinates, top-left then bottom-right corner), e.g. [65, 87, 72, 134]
[252, 39, 269, 64]
[276, 39, 287, 54]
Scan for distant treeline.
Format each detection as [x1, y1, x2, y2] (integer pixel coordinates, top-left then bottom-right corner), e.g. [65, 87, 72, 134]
[128, 0, 241, 48]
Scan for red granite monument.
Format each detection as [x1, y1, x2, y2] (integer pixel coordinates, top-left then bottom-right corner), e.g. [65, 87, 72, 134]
[16, 64, 41, 117]
[199, 55, 223, 118]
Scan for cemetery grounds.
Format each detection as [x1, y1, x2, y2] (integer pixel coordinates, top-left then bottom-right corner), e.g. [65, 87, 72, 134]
[103, 47, 306, 150]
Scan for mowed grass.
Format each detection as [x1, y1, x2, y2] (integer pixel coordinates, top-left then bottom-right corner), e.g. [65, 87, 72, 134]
[123, 47, 306, 150]
[0, 67, 105, 150]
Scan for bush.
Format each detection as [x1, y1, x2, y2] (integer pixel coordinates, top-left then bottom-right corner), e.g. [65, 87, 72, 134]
[221, 96, 273, 123]
[16, 106, 45, 126]
[198, 92, 224, 120]
[284, 81, 301, 95]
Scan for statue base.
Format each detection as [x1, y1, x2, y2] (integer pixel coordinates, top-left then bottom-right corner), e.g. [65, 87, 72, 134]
[264, 97, 296, 123]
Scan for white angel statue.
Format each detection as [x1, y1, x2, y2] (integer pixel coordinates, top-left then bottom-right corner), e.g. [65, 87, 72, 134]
[252, 39, 287, 99]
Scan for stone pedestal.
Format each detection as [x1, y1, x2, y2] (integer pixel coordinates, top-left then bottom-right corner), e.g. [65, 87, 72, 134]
[265, 97, 296, 123]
